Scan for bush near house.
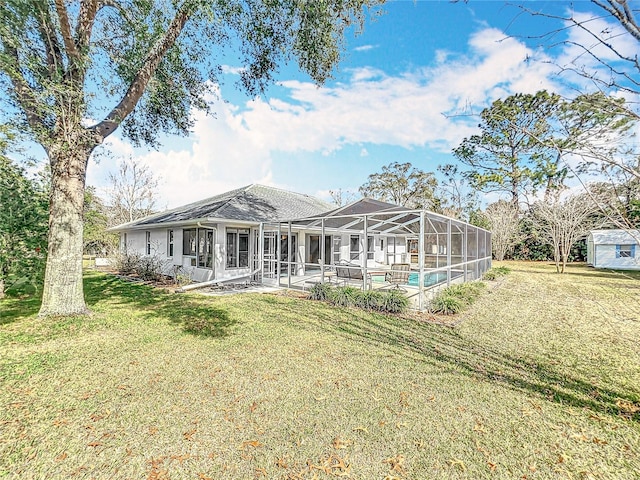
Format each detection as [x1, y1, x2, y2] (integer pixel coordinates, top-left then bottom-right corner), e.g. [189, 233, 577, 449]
[308, 283, 409, 314]
[429, 281, 486, 315]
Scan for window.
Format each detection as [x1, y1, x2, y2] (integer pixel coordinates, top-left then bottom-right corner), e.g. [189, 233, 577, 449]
[122, 233, 127, 253]
[182, 228, 213, 268]
[350, 235, 359, 261]
[198, 229, 213, 268]
[616, 244, 636, 258]
[167, 230, 174, 257]
[226, 228, 250, 268]
[183, 229, 197, 256]
[333, 236, 341, 264]
[239, 230, 249, 267]
[367, 236, 374, 260]
[145, 231, 151, 255]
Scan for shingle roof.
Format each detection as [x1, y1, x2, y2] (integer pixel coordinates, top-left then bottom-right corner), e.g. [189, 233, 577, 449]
[112, 184, 334, 229]
[589, 229, 640, 245]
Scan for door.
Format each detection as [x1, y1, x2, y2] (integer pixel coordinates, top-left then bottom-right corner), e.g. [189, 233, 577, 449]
[263, 232, 277, 279]
[280, 233, 298, 275]
[308, 235, 333, 268]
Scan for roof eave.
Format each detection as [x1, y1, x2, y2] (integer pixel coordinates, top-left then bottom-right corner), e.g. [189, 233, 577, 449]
[108, 217, 262, 232]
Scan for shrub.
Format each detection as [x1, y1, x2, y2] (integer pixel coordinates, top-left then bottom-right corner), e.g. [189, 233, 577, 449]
[356, 290, 385, 311]
[329, 286, 360, 307]
[111, 250, 169, 282]
[429, 295, 464, 315]
[310, 284, 408, 315]
[429, 281, 485, 315]
[112, 251, 142, 275]
[483, 266, 510, 281]
[137, 255, 168, 282]
[173, 266, 193, 287]
[446, 282, 485, 304]
[381, 288, 409, 314]
[308, 282, 333, 301]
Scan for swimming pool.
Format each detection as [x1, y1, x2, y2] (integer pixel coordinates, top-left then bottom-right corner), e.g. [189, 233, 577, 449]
[371, 271, 453, 287]
[407, 271, 449, 287]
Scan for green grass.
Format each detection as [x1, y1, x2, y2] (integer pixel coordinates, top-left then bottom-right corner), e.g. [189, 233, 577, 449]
[1, 263, 639, 479]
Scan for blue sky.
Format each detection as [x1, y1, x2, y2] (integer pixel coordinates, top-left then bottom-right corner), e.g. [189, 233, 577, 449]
[82, 0, 628, 208]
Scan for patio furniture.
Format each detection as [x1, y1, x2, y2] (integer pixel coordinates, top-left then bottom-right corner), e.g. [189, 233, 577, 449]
[384, 263, 411, 289]
[334, 261, 370, 287]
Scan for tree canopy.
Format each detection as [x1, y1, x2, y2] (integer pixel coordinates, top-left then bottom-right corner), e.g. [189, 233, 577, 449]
[0, 127, 48, 297]
[0, 0, 385, 315]
[359, 161, 440, 210]
[453, 91, 562, 207]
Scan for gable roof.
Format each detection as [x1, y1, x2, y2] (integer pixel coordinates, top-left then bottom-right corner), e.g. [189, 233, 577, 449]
[111, 184, 334, 230]
[589, 229, 640, 245]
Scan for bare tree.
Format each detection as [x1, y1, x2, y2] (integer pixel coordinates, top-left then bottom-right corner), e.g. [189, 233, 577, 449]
[483, 201, 523, 262]
[532, 194, 604, 273]
[107, 158, 160, 226]
[329, 188, 358, 207]
[520, 3, 640, 183]
[437, 164, 480, 221]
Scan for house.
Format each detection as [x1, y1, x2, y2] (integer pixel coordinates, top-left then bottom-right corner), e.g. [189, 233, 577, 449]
[587, 229, 640, 270]
[109, 184, 333, 283]
[111, 184, 492, 310]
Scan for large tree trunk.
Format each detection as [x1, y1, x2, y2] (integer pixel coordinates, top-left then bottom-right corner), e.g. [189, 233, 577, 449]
[39, 145, 91, 316]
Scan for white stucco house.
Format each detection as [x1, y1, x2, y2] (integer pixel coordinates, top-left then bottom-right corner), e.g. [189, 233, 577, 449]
[109, 184, 333, 283]
[110, 184, 492, 310]
[587, 229, 640, 270]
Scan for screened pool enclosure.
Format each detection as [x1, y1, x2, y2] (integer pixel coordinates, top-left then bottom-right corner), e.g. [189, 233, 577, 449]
[256, 199, 491, 311]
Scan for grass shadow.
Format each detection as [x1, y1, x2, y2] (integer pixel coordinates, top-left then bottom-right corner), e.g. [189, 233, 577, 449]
[84, 272, 236, 338]
[0, 284, 42, 325]
[302, 303, 640, 423]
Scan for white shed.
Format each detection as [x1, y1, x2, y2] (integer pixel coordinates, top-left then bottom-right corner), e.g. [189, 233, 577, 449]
[587, 229, 640, 270]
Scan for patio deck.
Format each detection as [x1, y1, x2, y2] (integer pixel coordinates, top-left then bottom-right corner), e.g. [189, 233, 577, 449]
[263, 263, 467, 310]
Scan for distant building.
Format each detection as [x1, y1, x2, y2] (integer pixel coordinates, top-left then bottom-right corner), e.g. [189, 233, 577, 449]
[587, 229, 640, 270]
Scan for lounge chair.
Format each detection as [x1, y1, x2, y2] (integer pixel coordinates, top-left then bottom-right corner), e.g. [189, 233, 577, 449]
[385, 263, 411, 289]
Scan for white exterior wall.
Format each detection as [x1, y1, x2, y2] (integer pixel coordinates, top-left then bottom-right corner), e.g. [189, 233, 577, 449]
[120, 223, 260, 283]
[121, 227, 181, 277]
[593, 244, 640, 270]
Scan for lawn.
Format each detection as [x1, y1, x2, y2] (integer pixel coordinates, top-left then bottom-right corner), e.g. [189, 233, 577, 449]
[1, 262, 639, 479]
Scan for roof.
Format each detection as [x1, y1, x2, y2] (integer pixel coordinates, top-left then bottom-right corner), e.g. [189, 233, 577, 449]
[321, 198, 406, 217]
[589, 229, 640, 245]
[111, 184, 334, 230]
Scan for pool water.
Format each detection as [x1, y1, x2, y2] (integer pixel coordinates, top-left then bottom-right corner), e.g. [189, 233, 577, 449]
[371, 271, 450, 287]
[408, 271, 449, 287]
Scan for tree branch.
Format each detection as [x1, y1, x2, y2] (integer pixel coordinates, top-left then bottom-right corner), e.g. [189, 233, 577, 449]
[92, 4, 193, 140]
[1, 44, 50, 143]
[54, 0, 80, 61]
[76, 0, 99, 56]
[593, 0, 640, 42]
[33, 1, 64, 78]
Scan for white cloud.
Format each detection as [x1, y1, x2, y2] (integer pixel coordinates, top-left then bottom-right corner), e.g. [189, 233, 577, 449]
[354, 44, 377, 52]
[87, 26, 571, 208]
[221, 65, 246, 75]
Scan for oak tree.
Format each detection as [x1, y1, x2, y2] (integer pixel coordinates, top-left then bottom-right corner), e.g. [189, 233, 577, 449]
[359, 162, 441, 210]
[0, 0, 384, 315]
